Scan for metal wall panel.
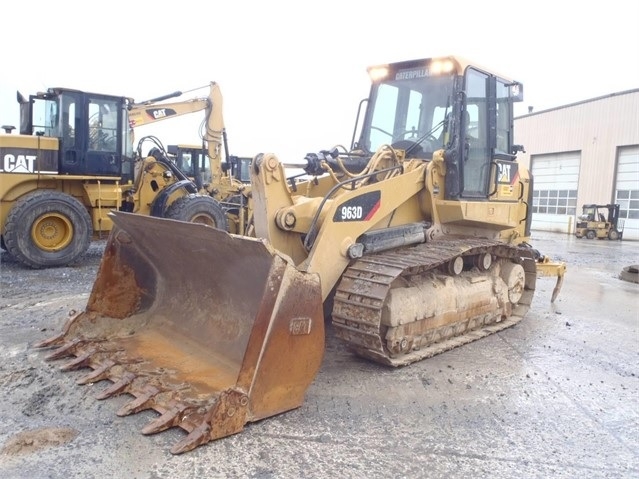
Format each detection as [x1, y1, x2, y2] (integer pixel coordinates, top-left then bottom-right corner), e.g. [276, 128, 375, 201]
[515, 89, 639, 239]
[615, 146, 639, 240]
[531, 153, 580, 233]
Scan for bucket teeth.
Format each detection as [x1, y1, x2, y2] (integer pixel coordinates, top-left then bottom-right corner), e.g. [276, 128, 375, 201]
[45, 340, 83, 361]
[141, 404, 190, 435]
[95, 372, 136, 400]
[34, 332, 67, 349]
[60, 348, 95, 371]
[76, 360, 116, 385]
[170, 422, 211, 455]
[117, 386, 161, 416]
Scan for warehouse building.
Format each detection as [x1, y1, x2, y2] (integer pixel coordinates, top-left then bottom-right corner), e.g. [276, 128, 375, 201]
[515, 89, 639, 240]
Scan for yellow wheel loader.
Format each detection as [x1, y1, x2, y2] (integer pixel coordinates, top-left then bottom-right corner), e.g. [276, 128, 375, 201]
[37, 56, 566, 454]
[0, 82, 248, 268]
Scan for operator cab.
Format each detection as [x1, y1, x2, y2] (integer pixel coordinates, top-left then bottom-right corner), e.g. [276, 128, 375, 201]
[580, 204, 621, 226]
[168, 144, 252, 185]
[356, 56, 524, 201]
[18, 88, 136, 183]
[168, 144, 212, 185]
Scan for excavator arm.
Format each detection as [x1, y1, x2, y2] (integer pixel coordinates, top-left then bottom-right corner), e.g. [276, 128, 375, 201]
[128, 96, 208, 128]
[128, 82, 226, 185]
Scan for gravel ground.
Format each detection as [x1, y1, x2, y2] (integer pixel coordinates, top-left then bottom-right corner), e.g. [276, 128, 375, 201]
[0, 232, 637, 479]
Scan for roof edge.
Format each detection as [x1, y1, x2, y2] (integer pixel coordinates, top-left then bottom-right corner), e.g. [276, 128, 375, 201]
[516, 88, 639, 119]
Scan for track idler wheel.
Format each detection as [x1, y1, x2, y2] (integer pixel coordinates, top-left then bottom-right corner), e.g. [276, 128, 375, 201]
[500, 262, 526, 304]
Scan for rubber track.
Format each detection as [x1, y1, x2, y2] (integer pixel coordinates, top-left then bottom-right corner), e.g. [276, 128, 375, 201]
[331, 237, 537, 366]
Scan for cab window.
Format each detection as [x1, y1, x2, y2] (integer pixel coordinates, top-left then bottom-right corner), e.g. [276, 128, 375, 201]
[88, 100, 119, 152]
[463, 69, 491, 197]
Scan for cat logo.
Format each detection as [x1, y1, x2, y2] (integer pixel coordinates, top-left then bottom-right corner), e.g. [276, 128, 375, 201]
[1, 154, 37, 173]
[495, 160, 519, 198]
[498, 162, 512, 183]
[151, 108, 167, 119]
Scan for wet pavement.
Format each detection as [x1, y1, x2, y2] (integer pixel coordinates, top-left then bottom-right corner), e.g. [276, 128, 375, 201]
[0, 231, 637, 478]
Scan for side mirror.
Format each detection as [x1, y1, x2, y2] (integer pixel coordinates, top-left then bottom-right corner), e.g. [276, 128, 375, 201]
[512, 144, 526, 154]
[509, 82, 524, 102]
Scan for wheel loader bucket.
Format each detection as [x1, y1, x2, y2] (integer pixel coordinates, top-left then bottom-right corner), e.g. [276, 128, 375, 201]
[35, 211, 325, 454]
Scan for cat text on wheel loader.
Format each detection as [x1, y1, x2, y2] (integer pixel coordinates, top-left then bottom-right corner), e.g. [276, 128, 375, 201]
[36, 56, 566, 454]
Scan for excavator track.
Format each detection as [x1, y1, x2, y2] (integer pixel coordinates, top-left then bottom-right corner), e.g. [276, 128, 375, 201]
[331, 237, 537, 366]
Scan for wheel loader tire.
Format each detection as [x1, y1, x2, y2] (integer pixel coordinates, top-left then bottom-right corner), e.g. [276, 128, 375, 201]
[3, 190, 93, 269]
[586, 230, 596, 240]
[165, 194, 228, 230]
[608, 229, 619, 240]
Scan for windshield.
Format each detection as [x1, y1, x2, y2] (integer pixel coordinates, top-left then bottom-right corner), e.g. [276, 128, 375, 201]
[181, 148, 211, 184]
[359, 73, 454, 157]
[581, 207, 596, 218]
[31, 97, 60, 137]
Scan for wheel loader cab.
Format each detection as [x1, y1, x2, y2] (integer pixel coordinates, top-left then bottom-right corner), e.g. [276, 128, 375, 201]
[21, 88, 136, 182]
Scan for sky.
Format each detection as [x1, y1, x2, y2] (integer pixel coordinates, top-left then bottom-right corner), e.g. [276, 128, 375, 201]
[2, 0, 638, 162]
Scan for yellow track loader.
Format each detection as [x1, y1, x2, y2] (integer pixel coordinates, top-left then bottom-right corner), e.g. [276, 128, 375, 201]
[37, 56, 566, 454]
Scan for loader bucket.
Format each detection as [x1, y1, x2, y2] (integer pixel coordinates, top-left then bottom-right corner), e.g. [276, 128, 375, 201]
[35, 211, 325, 454]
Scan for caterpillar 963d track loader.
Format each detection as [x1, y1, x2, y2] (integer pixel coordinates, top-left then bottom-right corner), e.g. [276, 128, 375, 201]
[37, 56, 566, 454]
[0, 82, 248, 268]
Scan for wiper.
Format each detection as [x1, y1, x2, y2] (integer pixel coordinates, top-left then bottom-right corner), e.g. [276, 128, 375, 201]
[403, 118, 446, 156]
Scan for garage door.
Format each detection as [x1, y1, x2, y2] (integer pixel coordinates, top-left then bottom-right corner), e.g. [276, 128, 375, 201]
[531, 152, 580, 233]
[615, 146, 639, 240]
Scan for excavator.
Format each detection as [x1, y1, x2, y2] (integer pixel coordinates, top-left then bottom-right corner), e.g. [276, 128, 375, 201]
[129, 86, 252, 203]
[129, 85, 254, 235]
[0, 82, 248, 268]
[36, 55, 567, 454]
